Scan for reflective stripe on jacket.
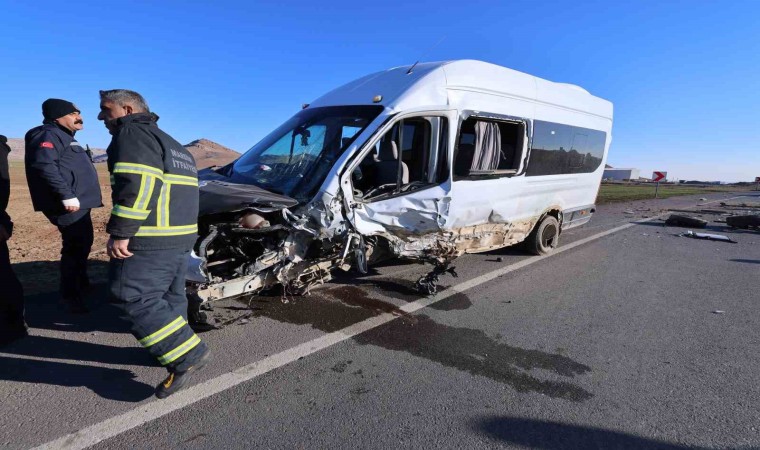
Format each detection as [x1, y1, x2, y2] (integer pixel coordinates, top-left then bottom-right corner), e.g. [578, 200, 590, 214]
[106, 113, 199, 251]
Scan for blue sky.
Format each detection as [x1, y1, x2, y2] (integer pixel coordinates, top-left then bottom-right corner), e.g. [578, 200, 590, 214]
[1, 0, 758, 182]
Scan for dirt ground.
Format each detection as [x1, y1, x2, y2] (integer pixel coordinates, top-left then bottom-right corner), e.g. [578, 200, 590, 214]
[5, 162, 112, 295]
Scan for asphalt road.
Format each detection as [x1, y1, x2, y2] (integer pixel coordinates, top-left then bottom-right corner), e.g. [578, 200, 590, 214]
[2, 192, 759, 449]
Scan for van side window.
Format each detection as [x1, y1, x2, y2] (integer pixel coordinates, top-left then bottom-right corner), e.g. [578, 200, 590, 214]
[527, 120, 606, 176]
[353, 116, 448, 201]
[454, 117, 526, 178]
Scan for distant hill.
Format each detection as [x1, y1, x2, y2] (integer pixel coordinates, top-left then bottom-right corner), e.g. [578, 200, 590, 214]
[5, 137, 239, 169]
[184, 139, 240, 169]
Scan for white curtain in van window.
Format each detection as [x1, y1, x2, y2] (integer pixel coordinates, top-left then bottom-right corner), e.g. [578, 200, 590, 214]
[471, 121, 501, 171]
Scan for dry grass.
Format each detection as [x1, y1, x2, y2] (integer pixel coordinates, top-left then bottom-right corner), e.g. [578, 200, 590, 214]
[597, 183, 753, 204]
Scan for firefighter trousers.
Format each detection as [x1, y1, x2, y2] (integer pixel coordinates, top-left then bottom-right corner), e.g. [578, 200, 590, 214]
[109, 248, 207, 372]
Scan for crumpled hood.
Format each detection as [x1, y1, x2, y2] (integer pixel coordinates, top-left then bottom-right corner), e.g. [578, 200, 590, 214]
[198, 167, 298, 216]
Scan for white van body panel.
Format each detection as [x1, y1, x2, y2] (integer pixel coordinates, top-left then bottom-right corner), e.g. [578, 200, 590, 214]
[323, 60, 612, 258]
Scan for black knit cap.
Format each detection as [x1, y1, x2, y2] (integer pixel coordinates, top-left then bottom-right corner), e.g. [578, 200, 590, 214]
[42, 98, 80, 121]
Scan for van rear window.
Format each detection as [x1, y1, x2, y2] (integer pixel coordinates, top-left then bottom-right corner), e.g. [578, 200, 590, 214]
[527, 121, 606, 176]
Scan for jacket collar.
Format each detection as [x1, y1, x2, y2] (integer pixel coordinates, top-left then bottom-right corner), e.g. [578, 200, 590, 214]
[113, 113, 160, 130]
[42, 120, 76, 137]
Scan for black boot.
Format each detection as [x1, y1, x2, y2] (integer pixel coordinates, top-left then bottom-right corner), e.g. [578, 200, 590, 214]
[155, 347, 211, 399]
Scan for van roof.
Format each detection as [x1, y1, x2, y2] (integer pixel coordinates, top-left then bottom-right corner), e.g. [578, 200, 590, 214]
[308, 60, 613, 120]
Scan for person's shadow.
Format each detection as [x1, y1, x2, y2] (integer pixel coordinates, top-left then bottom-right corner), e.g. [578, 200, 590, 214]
[14, 260, 132, 334]
[477, 416, 708, 449]
[4, 260, 156, 401]
[1, 334, 157, 367]
[0, 355, 154, 402]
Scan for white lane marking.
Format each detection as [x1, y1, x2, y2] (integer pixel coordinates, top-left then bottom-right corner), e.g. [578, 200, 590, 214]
[35, 194, 749, 450]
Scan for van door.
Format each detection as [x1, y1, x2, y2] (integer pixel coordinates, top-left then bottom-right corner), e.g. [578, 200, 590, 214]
[341, 112, 454, 238]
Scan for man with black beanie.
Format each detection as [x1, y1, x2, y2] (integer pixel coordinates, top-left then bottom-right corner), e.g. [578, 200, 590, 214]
[25, 98, 102, 313]
[0, 134, 26, 346]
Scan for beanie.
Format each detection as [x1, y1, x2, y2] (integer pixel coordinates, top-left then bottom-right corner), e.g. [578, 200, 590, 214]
[42, 98, 80, 121]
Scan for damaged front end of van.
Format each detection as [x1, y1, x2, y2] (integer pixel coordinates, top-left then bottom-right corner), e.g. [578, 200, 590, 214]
[185, 105, 385, 310]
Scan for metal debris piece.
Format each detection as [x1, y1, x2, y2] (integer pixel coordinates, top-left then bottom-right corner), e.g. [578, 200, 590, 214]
[666, 215, 708, 228]
[496, 257, 504, 262]
[726, 215, 760, 230]
[624, 210, 635, 214]
[681, 230, 737, 243]
[415, 265, 458, 295]
[712, 310, 725, 314]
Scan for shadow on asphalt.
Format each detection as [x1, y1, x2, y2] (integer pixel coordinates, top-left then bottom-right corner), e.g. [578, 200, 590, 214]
[0, 355, 154, 402]
[0, 334, 157, 367]
[476, 416, 700, 449]
[238, 284, 593, 402]
[24, 285, 132, 334]
[15, 260, 131, 334]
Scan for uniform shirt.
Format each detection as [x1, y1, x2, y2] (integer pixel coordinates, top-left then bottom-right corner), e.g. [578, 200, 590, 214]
[24, 123, 102, 213]
[106, 113, 199, 251]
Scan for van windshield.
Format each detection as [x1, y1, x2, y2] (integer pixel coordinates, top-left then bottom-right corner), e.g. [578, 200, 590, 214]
[232, 105, 383, 199]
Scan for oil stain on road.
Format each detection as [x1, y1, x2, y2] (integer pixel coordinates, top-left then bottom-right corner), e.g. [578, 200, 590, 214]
[354, 315, 593, 402]
[241, 284, 592, 402]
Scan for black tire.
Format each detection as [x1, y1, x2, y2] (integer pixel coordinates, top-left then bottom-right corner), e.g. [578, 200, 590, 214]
[525, 215, 560, 255]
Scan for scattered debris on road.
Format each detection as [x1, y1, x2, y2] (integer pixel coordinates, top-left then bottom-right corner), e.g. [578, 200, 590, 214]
[712, 310, 725, 314]
[721, 202, 760, 209]
[680, 230, 737, 243]
[666, 215, 708, 228]
[726, 215, 760, 230]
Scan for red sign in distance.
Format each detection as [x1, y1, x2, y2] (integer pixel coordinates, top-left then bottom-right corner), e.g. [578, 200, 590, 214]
[652, 171, 667, 182]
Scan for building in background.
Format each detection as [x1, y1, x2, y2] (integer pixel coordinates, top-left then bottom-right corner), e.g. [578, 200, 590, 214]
[603, 166, 640, 181]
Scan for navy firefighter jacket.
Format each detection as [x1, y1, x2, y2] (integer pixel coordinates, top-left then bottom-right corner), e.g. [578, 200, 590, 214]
[106, 113, 199, 251]
[24, 123, 102, 213]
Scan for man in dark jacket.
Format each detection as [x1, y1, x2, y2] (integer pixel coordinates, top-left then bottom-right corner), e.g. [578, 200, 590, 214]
[25, 99, 102, 312]
[0, 135, 26, 346]
[98, 89, 209, 398]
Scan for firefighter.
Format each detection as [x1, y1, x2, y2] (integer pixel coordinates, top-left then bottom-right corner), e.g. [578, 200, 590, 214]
[24, 99, 102, 313]
[98, 89, 209, 398]
[0, 135, 26, 347]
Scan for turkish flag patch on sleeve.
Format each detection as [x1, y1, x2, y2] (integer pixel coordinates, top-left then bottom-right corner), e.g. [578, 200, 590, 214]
[40, 142, 54, 149]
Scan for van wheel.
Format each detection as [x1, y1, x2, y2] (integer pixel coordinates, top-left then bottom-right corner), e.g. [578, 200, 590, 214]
[525, 216, 560, 255]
